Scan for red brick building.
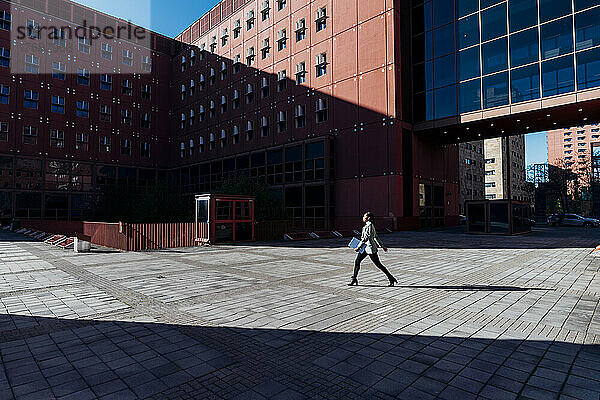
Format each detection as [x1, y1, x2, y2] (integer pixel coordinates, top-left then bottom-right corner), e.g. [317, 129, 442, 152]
[0, 0, 460, 230]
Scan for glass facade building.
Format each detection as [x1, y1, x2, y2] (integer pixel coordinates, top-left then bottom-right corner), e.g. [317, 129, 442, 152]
[413, 0, 600, 121]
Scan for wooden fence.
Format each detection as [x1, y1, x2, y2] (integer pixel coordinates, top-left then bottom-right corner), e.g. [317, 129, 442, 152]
[123, 222, 208, 251]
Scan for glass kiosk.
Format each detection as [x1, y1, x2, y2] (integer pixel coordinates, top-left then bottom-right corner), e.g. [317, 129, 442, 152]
[194, 194, 255, 244]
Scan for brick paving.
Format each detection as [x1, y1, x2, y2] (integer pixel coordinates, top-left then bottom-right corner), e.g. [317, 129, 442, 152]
[0, 227, 599, 399]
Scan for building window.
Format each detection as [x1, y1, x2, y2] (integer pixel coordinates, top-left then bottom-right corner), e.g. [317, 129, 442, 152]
[53, 28, 66, 47]
[121, 139, 131, 155]
[141, 142, 150, 158]
[199, 105, 205, 121]
[261, 116, 270, 137]
[78, 37, 90, 54]
[100, 105, 111, 122]
[246, 84, 254, 104]
[0, 11, 11, 31]
[189, 109, 195, 126]
[209, 101, 216, 118]
[141, 55, 152, 72]
[0, 47, 9, 67]
[141, 113, 151, 129]
[232, 126, 240, 144]
[247, 47, 255, 66]
[278, 0, 286, 11]
[101, 43, 112, 60]
[210, 36, 217, 52]
[261, 77, 269, 98]
[295, 105, 306, 128]
[315, 7, 327, 32]
[221, 28, 229, 47]
[261, 1, 270, 21]
[122, 50, 133, 66]
[296, 61, 306, 84]
[220, 130, 227, 148]
[247, 10, 255, 30]
[122, 79, 133, 96]
[486, 194, 497, 199]
[221, 96, 227, 113]
[23, 126, 37, 144]
[180, 113, 186, 129]
[316, 52, 327, 77]
[50, 129, 64, 148]
[261, 38, 270, 59]
[0, 122, 7, 142]
[181, 84, 186, 100]
[51, 95, 64, 114]
[277, 29, 287, 52]
[100, 74, 112, 91]
[278, 70, 287, 92]
[296, 19, 306, 41]
[485, 182, 496, 188]
[76, 101, 89, 117]
[484, 158, 495, 164]
[233, 90, 240, 109]
[233, 19, 241, 39]
[190, 49, 197, 65]
[221, 62, 227, 80]
[315, 99, 328, 123]
[121, 109, 132, 125]
[485, 170, 495, 176]
[0, 85, 8, 104]
[181, 55, 186, 72]
[99, 136, 111, 153]
[75, 133, 88, 151]
[198, 137, 205, 153]
[25, 54, 39, 73]
[209, 68, 216, 85]
[77, 68, 90, 85]
[142, 84, 151, 100]
[27, 19, 40, 39]
[246, 121, 254, 141]
[199, 74, 206, 90]
[209, 133, 216, 150]
[24, 90, 38, 109]
[277, 111, 287, 133]
[52, 62, 66, 80]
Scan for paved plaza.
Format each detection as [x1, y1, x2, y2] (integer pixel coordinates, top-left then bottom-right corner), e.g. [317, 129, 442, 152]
[0, 227, 599, 399]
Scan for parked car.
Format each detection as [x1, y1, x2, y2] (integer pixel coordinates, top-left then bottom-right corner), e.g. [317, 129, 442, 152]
[547, 214, 600, 227]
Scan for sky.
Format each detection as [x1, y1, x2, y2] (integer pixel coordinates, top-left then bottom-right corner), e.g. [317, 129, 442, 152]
[524, 132, 548, 166]
[73, 0, 215, 37]
[74, 1, 550, 167]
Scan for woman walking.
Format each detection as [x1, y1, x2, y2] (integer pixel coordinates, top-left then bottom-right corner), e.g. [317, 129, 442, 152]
[349, 212, 397, 287]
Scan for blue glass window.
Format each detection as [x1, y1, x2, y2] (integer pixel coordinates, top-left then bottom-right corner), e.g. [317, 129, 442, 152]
[481, 0, 504, 8]
[458, 14, 479, 50]
[510, 28, 539, 68]
[434, 54, 456, 88]
[412, 2, 432, 34]
[414, 62, 434, 92]
[575, 0, 598, 12]
[433, 23, 455, 58]
[483, 72, 509, 108]
[457, 0, 478, 18]
[511, 64, 540, 102]
[577, 47, 600, 90]
[542, 55, 575, 96]
[482, 37, 508, 75]
[459, 79, 481, 113]
[481, 3, 507, 42]
[433, 0, 454, 28]
[425, 31, 433, 61]
[575, 7, 600, 51]
[459, 46, 480, 81]
[509, 0, 537, 32]
[434, 85, 456, 118]
[414, 91, 434, 121]
[541, 17, 573, 60]
[539, 0, 572, 24]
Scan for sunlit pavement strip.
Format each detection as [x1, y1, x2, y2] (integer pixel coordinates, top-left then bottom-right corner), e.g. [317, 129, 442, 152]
[0, 227, 599, 400]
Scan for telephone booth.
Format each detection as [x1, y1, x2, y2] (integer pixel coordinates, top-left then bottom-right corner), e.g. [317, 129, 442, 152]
[194, 194, 255, 244]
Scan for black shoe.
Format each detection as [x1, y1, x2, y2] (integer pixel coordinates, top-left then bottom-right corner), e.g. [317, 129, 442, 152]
[388, 277, 398, 287]
[348, 278, 358, 286]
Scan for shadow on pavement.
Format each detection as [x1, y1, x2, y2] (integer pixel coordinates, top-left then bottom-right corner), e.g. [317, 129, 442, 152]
[0, 314, 597, 399]
[354, 285, 554, 292]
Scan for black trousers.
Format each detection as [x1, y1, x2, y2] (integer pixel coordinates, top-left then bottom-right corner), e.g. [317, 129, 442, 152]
[353, 252, 394, 281]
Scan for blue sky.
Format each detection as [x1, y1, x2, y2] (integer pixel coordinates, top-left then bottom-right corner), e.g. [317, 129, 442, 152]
[525, 132, 548, 166]
[74, 0, 215, 37]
